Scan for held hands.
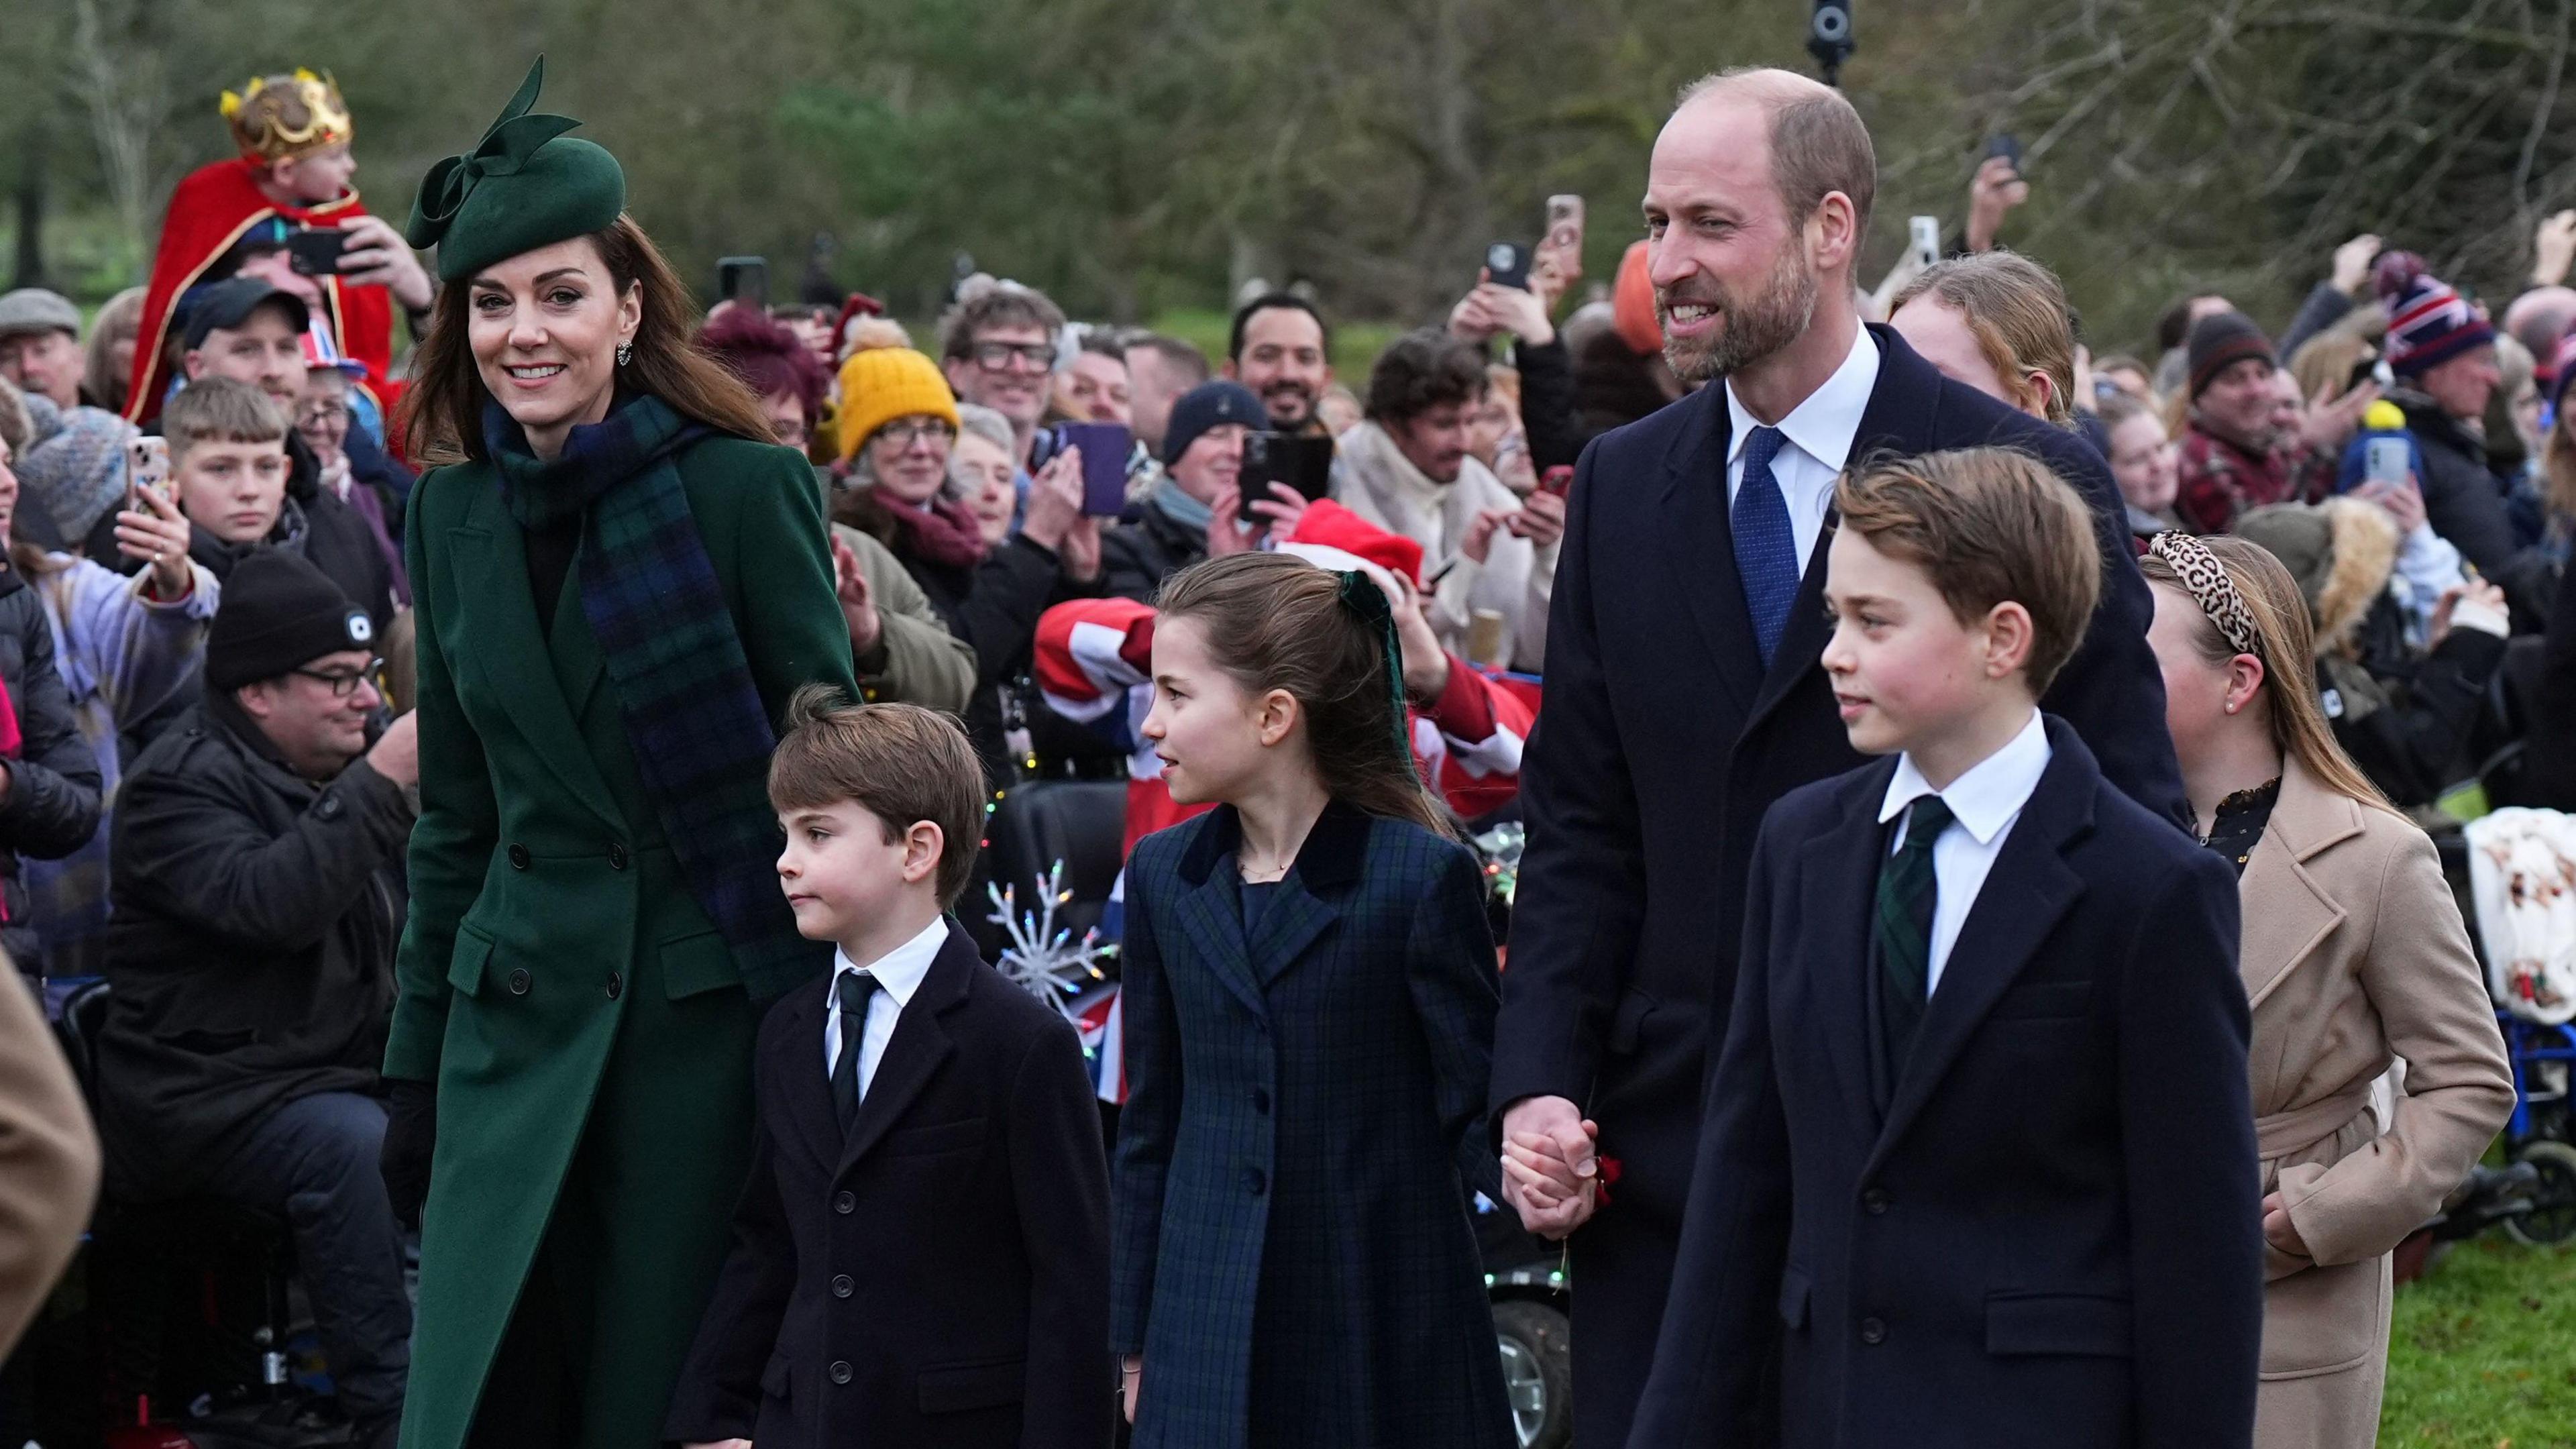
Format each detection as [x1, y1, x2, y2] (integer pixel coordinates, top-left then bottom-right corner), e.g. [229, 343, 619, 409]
[682, 1441, 753, 1449]
[830, 535, 883, 656]
[115, 484, 195, 600]
[1499, 1095, 1601, 1240]
[335, 215, 437, 313]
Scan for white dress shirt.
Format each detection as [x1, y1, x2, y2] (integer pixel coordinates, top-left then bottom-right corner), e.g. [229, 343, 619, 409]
[822, 916, 947, 1097]
[1724, 319, 1881, 571]
[1876, 710, 2053, 995]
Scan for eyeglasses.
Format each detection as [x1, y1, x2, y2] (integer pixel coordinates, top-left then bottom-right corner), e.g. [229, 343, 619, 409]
[297, 400, 350, 428]
[969, 341, 1055, 372]
[294, 657, 384, 698]
[875, 419, 957, 448]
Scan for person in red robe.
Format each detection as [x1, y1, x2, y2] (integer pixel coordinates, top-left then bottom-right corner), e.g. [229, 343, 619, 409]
[126, 70, 433, 431]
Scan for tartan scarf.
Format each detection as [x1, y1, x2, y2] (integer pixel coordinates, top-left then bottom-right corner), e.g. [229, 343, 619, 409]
[486, 394, 820, 1000]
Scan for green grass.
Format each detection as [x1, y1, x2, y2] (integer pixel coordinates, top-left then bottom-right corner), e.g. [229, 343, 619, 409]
[2383, 1238, 2576, 1446]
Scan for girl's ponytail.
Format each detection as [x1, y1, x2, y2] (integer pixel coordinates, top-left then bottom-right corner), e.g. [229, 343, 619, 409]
[1157, 553, 1454, 839]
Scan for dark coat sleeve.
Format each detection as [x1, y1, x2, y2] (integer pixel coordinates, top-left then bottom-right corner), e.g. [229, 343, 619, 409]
[1108, 839, 1179, 1357]
[662, 1093, 794, 1443]
[2027, 431, 2194, 830]
[2277, 282, 2356, 365]
[1405, 846, 1504, 1203]
[962, 536, 1089, 688]
[1513, 337, 1590, 474]
[1627, 810, 1795, 1449]
[2329, 628, 2508, 807]
[1008, 1016, 1115, 1449]
[1487, 437, 1643, 1122]
[2417, 446, 2556, 627]
[0, 596, 103, 861]
[2117, 851, 2261, 1449]
[111, 752, 411, 953]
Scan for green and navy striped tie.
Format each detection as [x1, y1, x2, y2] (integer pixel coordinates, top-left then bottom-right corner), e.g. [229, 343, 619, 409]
[1875, 795, 1955, 1071]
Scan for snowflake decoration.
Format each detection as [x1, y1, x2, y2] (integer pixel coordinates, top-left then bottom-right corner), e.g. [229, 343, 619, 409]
[987, 860, 1116, 1024]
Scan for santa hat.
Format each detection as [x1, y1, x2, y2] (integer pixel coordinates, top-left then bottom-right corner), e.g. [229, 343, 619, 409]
[2374, 252, 2496, 376]
[1282, 498, 1426, 588]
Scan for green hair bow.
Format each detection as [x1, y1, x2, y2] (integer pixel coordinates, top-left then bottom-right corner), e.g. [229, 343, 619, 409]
[1336, 570, 1413, 759]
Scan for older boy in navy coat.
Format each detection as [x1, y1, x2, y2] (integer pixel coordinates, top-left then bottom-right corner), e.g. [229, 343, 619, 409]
[666, 694, 1110, 1449]
[1625, 451, 2261, 1449]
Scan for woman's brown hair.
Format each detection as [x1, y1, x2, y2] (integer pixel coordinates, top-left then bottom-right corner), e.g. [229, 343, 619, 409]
[2138, 535, 2396, 814]
[1153, 553, 1452, 839]
[1892, 252, 2078, 425]
[2545, 405, 2576, 519]
[398, 214, 775, 466]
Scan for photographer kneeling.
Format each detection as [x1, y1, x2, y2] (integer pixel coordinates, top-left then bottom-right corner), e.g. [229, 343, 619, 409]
[93, 550, 418, 1448]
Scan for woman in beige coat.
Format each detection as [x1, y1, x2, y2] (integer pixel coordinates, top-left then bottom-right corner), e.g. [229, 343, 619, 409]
[2142, 533, 2514, 1449]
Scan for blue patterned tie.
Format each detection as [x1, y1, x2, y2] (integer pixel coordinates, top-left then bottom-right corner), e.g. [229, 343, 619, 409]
[1733, 425, 1801, 665]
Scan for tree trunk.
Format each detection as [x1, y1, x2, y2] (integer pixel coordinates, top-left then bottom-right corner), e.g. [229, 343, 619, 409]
[11, 127, 45, 292]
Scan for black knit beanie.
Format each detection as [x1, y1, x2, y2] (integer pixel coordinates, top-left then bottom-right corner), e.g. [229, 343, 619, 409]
[207, 550, 375, 690]
[2185, 311, 2277, 399]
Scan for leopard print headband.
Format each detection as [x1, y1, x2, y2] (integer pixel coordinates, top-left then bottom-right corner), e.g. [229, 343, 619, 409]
[2148, 532, 2261, 658]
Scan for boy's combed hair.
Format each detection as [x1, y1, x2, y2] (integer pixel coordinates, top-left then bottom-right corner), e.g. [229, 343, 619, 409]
[1154, 553, 1452, 839]
[164, 376, 288, 462]
[769, 687, 986, 908]
[1833, 446, 2102, 694]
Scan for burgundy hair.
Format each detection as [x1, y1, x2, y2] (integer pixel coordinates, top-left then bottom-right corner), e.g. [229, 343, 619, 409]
[697, 307, 828, 424]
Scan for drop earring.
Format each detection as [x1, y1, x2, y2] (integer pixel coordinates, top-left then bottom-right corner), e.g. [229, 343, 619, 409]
[616, 341, 633, 367]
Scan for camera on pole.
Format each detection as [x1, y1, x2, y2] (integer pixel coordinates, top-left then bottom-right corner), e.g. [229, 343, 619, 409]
[1809, 0, 1856, 87]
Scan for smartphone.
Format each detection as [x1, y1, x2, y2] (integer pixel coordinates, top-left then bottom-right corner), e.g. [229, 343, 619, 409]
[1484, 241, 1532, 292]
[1239, 433, 1335, 524]
[1538, 466, 1575, 500]
[2364, 436, 2412, 488]
[1984, 132, 2025, 174]
[1061, 421, 1132, 517]
[716, 256, 769, 308]
[286, 227, 352, 277]
[125, 435, 171, 508]
[1544, 196, 1585, 256]
[1908, 215, 1941, 270]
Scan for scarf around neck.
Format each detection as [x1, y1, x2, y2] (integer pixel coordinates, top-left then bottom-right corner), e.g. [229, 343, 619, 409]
[1148, 474, 1214, 534]
[484, 394, 824, 1000]
[1337, 419, 1501, 559]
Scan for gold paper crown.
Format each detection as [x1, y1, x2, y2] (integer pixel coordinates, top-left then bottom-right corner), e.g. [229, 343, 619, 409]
[220, 69, 354, 162]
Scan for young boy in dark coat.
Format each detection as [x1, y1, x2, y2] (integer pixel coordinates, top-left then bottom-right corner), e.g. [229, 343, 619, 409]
[665, 691, 1111, 1449]
[1617, 449, 2263, 1449]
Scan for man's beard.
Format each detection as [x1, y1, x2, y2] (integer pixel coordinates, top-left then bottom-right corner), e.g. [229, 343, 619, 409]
[1260, 381, 1315, 429]
[1660, 246, 1820, 384]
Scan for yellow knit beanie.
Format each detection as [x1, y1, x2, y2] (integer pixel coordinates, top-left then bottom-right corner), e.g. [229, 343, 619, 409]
[835, 347, 961, 463]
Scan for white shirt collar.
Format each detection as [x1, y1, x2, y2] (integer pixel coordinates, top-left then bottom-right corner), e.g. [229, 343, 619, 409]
[1878, 710, 2051, 845]
[832, 915, 948, 1010]
[1725, 318, 1878, 472]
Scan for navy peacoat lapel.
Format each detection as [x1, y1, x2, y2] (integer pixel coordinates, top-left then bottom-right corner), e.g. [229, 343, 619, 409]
[835, 921, 977, 1175]
[1868, 720, 2100, 1166]
[1169, 803, 1372, 1008]
[447, 481, 625, 834]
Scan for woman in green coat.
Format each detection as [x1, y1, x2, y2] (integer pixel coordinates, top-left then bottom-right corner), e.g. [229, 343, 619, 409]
[377, 62, 857, 1449]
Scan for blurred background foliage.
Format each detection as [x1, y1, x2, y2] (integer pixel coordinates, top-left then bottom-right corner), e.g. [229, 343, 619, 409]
[7, 0, 2574, 353]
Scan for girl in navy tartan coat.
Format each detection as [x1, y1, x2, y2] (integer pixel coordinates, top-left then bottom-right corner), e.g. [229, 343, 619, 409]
[1112, 552, 1512, 1449]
